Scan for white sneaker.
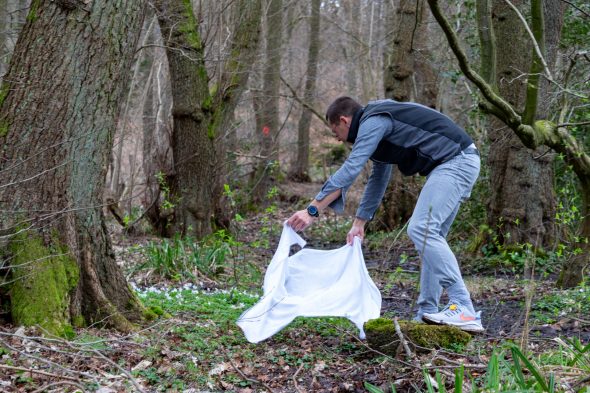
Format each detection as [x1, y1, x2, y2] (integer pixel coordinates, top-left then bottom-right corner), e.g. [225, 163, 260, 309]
[422, 304, 485, 333]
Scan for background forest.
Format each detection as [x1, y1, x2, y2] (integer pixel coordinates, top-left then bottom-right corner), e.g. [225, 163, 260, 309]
[0, 0, 589, 392]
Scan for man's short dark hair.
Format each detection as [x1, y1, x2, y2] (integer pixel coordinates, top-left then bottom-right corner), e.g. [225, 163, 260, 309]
[325, 96, 362, 124]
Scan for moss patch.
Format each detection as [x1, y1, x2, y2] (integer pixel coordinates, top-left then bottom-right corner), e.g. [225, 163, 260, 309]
[27, 0, 41, 23]
[180, 0, 202, 50]
[9, 232, 79, 337]
[0, 83, 9, 108]
[0, 120, 8, 138]
[365, 318, 472, 356]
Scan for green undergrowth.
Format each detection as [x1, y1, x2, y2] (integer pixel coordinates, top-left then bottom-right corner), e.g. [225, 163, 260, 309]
[365, 340, 590, 393]
[532, 284, 590, 324]
[133, 286, 364, 389]
[130, 230, 262, 287]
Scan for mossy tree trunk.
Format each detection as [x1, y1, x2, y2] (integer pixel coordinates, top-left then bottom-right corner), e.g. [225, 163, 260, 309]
[154, 0, 262, 237]
[484, 0, 556, 249]
[428, 0, 589, 287]
[0, 0, 148, 335]
[377, 0, 434, 231]
[289, 0, 320, 183]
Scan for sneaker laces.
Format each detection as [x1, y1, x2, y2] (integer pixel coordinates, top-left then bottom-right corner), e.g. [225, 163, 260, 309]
[441, 304, 462, 317]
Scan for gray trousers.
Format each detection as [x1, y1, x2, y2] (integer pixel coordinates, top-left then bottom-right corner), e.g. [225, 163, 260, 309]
[407, 150, 481, 317]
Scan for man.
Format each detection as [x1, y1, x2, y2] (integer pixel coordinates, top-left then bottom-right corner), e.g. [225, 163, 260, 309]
[287, 96, 484, 332]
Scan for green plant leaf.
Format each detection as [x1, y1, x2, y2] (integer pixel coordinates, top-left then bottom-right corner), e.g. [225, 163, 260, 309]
[363, 381, 385, 393]
[511, 345, 549, 391]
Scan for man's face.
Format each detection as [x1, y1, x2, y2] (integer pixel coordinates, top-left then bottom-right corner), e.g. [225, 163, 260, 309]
[330, 116, 351, 142]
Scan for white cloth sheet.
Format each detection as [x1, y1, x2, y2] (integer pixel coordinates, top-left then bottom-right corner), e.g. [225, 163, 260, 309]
[237, 224, 382, 343]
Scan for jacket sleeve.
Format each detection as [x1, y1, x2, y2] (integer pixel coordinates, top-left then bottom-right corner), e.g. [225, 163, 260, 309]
[355, 162, 393, 220]
[315, 115, 391, 213]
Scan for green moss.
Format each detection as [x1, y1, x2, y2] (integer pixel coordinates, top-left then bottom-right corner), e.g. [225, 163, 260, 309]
[534, 119, 556, 135]
[72, 315, 86, 328]
[9, 231, 79, 337]
[406, 322, 471, 351]
[0, 83, 9, 108]
[364, 318, 472, 356]
[207, 123, 216, 140]
[143, 309, 158, 321]
[0, 120, 8, 138]
[27, 0, 41, 22]
[180, 0, 202, 50]
[202, 95, 213, 111]
[149, 305, 164, 316]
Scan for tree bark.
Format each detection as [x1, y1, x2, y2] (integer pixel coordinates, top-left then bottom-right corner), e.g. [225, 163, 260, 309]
[153, 0, 216, 238]
[289, 0, 320, 182]
[0, 0, 147, 335]
[486, 0, 556, 249]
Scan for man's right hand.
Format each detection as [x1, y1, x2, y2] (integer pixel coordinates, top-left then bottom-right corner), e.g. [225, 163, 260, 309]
[287, 210, 315, 232]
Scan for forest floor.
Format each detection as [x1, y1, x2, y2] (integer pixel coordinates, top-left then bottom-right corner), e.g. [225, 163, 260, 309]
[1, 182, 589, 393]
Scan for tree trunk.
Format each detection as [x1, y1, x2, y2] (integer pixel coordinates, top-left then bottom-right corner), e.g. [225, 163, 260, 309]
[251, 0, 283, 203]
[289, 0, 320, 182]
[378, 0, 434, 230]
[154, 0, 215, 238]
[0, 0, 147, 335]
[486, 0, 556, 249]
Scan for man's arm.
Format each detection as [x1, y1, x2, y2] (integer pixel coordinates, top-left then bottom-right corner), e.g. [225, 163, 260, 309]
[286, 188, 342, 232]
[347, 162, 393, 244]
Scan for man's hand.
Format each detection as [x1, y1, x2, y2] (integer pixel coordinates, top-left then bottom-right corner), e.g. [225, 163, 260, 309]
[287, 210, 315, 232]
[347, 218, 367, 244]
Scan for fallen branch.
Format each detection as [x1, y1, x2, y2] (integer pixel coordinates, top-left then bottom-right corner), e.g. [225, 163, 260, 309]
[292, 362, 305, 393]
[31, 381, 88, 393]
[394, 317, 414, 359]
[0, 364, 81, 382]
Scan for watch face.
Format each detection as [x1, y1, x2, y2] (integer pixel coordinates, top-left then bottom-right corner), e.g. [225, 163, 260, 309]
[307, 205, 319, 217]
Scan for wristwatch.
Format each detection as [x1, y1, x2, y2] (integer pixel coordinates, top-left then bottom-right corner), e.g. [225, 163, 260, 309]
[306, 205, 319, 217]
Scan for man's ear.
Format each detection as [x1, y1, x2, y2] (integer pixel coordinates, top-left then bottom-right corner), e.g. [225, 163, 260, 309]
[339, 115, 349, 126]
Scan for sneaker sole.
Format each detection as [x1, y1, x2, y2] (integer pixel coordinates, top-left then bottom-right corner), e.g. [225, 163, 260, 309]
[422, 316, 485, 333]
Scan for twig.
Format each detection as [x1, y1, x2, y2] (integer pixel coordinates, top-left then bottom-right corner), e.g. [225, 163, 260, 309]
[558, 120, 590, 127]
[31, 381, 88, 393]
[0, 364, 81, 382]
[292, 362, 305, 393]
[394, 317, 414, 359]
[279, 76, 329, 127]
[0, 337, 97, 381]
[573, 375, 590, 389]
[560, 0, 590, 18]
[569, 316, 590, 325]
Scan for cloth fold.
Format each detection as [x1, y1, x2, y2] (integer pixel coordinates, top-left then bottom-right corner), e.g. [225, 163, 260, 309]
[237, 224, 382, 343]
